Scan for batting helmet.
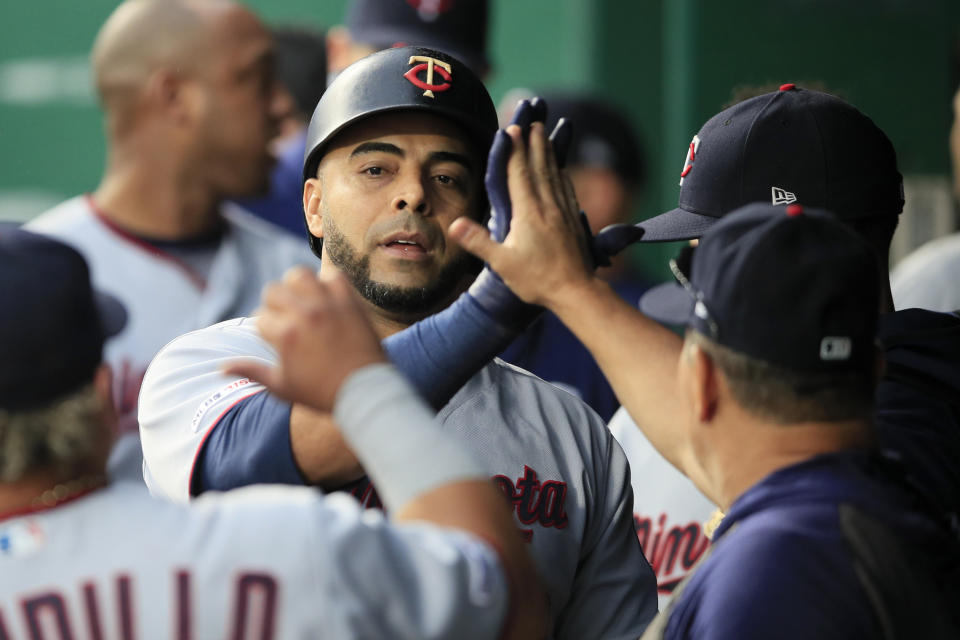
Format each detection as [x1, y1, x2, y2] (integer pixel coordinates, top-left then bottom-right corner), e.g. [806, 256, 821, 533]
[302, 45, 498, 257]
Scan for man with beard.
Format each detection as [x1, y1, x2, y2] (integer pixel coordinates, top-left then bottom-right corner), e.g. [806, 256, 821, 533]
[139, 46, 657, 639]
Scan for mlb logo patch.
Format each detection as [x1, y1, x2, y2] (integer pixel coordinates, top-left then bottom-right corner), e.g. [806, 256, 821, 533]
[0, 519, 46, 558]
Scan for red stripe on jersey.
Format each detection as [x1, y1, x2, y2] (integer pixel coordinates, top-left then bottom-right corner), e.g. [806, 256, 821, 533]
[85, 194, 208, 291]
[186, 391, 263, 497]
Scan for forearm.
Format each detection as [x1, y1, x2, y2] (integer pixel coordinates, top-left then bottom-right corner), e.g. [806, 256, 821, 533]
[547, 277, 697, 475]
[290, 404, 365, 487]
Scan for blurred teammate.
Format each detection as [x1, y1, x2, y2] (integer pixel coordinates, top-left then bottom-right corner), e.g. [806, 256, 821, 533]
[24, 0, 314, 480]
[234, 26, 328, 237]
[890, 81, 960, 312]
[328, 0, 490, 78]
[0, 229, 547, 639]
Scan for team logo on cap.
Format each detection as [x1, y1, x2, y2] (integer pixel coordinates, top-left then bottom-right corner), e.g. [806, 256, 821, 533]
[406, 0, 455, 21]
[771, 187, 797, 206]
[678, 135, 700, 186]
[404, 56, 452, 98]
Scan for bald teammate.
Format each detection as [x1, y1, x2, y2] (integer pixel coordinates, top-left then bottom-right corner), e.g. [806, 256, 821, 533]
[26, 0, 314, 480]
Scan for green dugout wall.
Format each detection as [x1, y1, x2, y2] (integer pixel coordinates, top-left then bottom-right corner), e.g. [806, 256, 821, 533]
[2, 0, 957, 280]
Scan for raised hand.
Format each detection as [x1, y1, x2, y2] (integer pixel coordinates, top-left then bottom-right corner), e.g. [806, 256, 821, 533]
[452, 120, 596, 308]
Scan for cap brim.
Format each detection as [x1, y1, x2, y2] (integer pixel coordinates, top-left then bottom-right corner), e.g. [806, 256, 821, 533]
[94, 290, 127, 338]
[638, 207, 720, 243]
[639, 282, 694, 326]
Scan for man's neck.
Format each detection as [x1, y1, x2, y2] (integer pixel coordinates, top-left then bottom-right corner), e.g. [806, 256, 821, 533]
[0, 470, 106, 519]
[93, 152, 222, 240]
[709, 415, 873, 511]
[366, 307, 414, 339]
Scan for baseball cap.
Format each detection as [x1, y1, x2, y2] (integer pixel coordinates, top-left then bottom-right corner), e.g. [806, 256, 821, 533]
[0, 229, 127, 410]
[640, 85, 904, 242]
[346, 0, 489, 75]
[644, 202, 879, 373]
[537, 92, 645, 187]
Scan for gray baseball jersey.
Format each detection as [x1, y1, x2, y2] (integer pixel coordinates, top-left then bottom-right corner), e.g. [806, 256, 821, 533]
[25, 196, 315, 481]
[0, 482, 506, 639]
[139, 318, 659, 638]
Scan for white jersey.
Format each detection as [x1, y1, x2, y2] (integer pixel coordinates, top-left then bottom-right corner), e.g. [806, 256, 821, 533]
[607, 407, 717, 611]
[0, 482, 506, 639]
[890, 231, 960, 313]
[25, 196, 315, 480]
[139, 318, 658, 639]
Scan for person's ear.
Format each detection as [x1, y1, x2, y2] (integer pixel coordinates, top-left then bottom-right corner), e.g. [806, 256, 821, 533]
[303, 178, 324, 238]
[145, 68, 195, 125]
[688, 343, 719, 423]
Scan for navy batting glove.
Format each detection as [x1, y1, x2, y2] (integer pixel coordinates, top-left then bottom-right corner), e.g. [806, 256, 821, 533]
[473, 98, 559, 326]
[590, 222, 647, 266]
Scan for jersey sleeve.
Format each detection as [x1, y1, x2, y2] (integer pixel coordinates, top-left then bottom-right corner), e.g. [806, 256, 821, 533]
[313, 493, 509, 639]
[557, 416, 660, 639]
[194, 390, 303, 494]
[139, 318, 275, 501]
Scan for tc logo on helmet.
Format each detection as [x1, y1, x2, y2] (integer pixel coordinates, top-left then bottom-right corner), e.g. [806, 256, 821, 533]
[404, 56, 452, 98]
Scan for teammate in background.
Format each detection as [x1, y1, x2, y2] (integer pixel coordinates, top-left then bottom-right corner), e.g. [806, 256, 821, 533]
[139, 47, 657, 638]
[327, 0, 490, 78]
[498, 92, 651, 421]
[448, 115, 960, 635]
[233, 26, 328, 237]
[24, 0, 315, 481]
[0, 229, 547, 639]
[890, 81, 960, 312]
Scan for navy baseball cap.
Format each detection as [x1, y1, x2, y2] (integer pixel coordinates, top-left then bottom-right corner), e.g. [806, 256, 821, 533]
[640, 85, 904, 242]
[0, 229, 127, 410]
[646, 202, 879, 373]
[346, 0, 489, 75]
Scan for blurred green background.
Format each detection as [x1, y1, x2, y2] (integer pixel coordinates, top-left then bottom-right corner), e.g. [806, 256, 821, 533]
[2, 0, 958, 280]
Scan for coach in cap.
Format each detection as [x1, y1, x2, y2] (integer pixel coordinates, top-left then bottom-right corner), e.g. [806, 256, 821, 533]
[611, 85, 960, 532]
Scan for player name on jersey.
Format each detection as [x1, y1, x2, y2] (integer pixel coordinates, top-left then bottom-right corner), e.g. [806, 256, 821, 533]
[0, 570, 279, 640]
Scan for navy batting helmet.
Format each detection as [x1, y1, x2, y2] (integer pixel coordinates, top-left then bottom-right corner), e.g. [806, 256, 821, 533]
[302, 46, 498, 257]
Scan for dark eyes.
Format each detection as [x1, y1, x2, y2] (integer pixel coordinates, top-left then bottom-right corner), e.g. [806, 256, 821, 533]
[364, 166, 384, 176]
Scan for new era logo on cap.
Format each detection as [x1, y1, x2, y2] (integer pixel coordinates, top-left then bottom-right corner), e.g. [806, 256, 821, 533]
[771, 187, 797, 206]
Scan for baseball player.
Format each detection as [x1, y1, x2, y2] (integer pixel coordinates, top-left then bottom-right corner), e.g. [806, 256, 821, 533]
[447, 109, 960, 632]
[138, 46, 657, 638]
[24, 0, 316, 481]
[0, 229, 547, 639]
